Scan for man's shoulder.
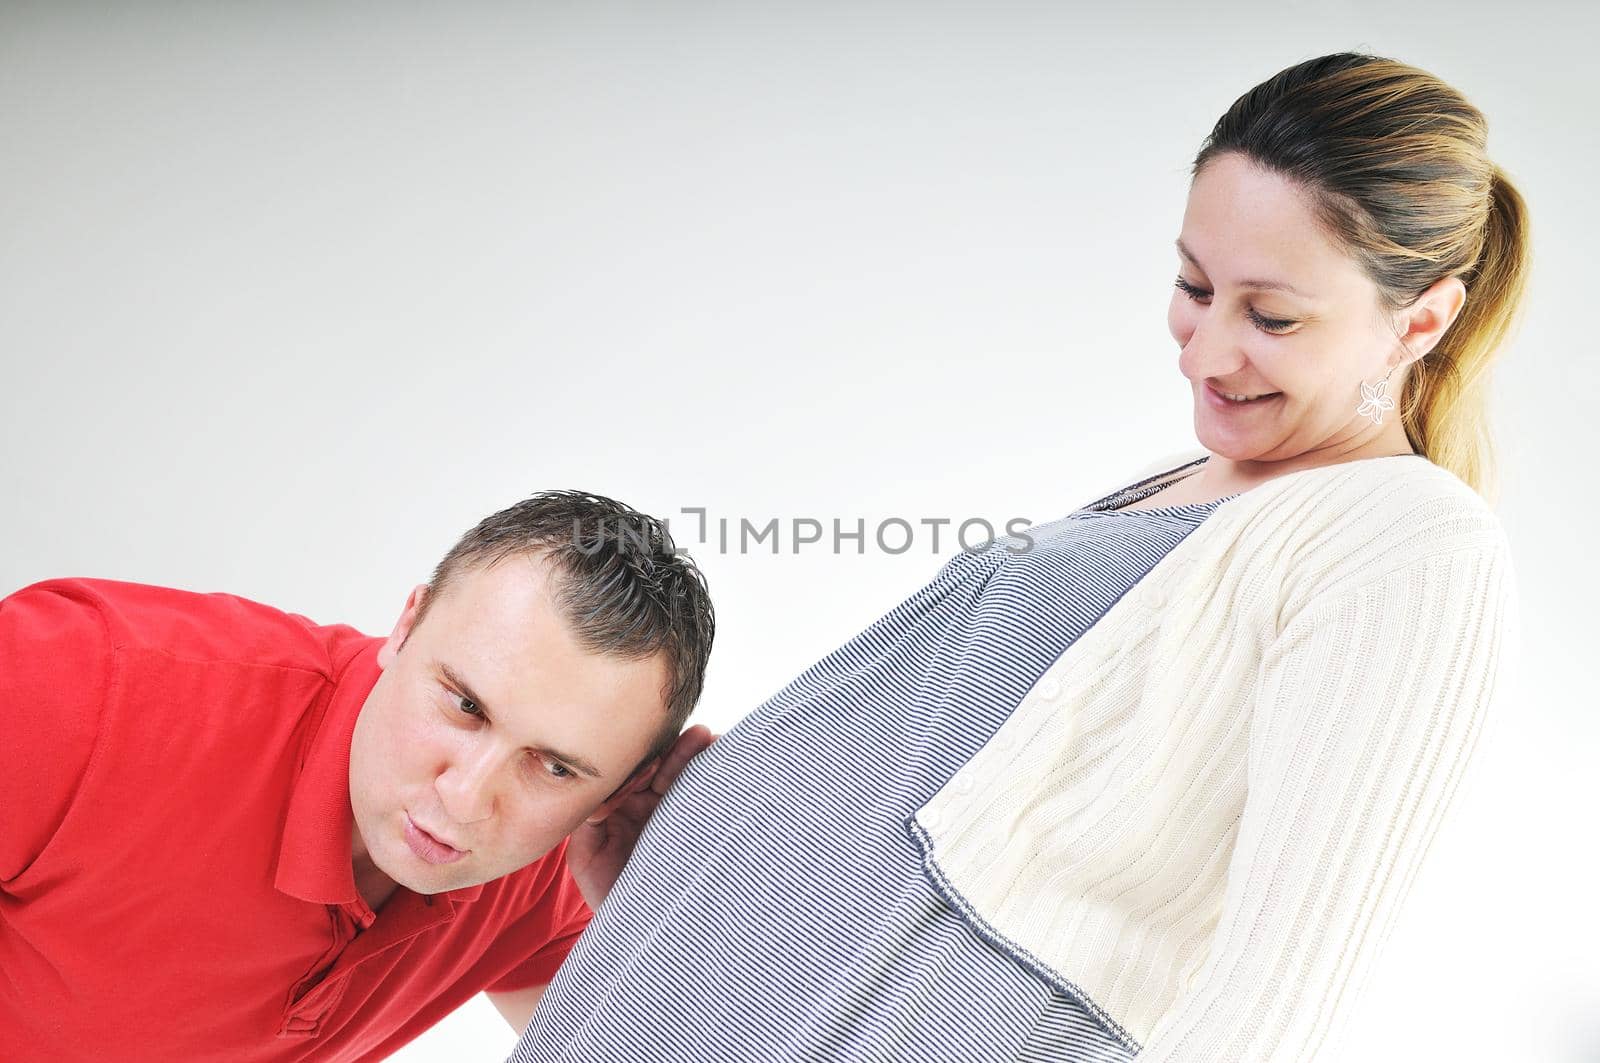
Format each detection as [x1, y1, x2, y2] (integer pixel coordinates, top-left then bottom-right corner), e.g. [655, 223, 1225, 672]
[467, 840, 595, 975]
[1, 579, 382, 878]
[475, 839, 592, 924]
[5, 577, 370, 677]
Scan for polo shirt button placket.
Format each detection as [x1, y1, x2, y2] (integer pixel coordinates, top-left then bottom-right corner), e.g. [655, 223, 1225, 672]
[280, 1014, 322, 1037]
[282, 985, 329, 1038]
[280, 905, 361, 1039]
[282, 973, 350, 1039]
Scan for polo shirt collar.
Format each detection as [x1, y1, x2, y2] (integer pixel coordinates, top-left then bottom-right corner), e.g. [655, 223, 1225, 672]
[273, 636, 486, 908]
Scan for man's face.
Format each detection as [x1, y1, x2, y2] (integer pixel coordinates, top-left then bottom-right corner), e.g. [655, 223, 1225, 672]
[348, 553, 671, 896]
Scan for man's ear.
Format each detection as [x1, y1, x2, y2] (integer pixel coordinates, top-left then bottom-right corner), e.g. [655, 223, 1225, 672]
[376, 583, 430, 671]
[585, 756, 661, 825]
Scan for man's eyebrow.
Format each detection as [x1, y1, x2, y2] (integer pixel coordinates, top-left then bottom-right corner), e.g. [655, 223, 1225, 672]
[1175, 239, 1312, 298]
[434, 661, 605, 779]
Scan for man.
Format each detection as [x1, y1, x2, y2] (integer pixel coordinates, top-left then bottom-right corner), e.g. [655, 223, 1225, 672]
[0, 490, 716, 1062]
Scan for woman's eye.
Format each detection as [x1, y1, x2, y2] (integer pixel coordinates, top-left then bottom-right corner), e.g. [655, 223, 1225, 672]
[1174, 276, 1297, 334]
[546, 761, 574, 780]
[1247, 308, 1297, 333]
[453, 692, 482, 717]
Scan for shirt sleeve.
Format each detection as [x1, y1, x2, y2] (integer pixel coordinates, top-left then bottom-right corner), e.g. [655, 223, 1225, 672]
[485, 849, 596, 993]
[1133, 541, 1520, 1062]
[0, 581, 115, 884]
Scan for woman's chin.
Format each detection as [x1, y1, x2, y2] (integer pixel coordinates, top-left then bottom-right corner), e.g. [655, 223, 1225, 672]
[1195, 413, 1261, 452]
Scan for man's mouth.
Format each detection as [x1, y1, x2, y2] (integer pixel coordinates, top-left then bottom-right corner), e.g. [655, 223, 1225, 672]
[404, 814, 468, 865]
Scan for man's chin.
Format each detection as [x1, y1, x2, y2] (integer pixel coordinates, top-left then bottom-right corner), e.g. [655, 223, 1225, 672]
[383, 860, 485, 896]
[368, 839, 481, 894]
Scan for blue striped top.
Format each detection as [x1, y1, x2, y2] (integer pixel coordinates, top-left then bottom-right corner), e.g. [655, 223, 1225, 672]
[510, 487, 1239, 1062]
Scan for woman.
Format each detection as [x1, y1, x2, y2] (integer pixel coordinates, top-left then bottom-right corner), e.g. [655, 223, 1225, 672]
[512, 52, 1526, 1062]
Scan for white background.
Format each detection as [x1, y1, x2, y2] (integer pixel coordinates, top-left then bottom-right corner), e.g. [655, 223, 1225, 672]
[2, 3, 1595, 1060]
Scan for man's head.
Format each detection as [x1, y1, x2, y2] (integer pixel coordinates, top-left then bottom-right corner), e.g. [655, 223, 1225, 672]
[348, 491, 714, 896]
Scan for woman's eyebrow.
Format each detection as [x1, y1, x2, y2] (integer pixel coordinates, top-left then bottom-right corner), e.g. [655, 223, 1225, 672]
[1175, 238, 1312, 298]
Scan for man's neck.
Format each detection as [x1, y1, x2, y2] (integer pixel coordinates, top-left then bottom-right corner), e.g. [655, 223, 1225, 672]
[355, 865, 400, 913]
[350, 832, 401, 912]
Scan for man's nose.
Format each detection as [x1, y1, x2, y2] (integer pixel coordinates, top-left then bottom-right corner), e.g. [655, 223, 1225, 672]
[436, 747, 499, 825]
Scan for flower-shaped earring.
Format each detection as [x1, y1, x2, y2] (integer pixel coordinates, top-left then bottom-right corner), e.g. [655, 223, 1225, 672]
[1356, 364, 1398, 425]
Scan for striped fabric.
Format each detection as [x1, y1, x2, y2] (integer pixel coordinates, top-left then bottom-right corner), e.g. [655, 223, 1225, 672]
[510, 488, 1238, 1063]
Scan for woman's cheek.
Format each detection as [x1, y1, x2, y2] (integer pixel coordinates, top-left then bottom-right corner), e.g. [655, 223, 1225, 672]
[1168, 295, 1196, 347]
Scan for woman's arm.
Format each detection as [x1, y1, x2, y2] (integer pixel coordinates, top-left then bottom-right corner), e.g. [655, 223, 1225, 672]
[1134, 540, 1520, 1062]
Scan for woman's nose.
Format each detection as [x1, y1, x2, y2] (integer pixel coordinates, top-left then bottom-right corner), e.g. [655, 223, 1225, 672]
[1178, 311, 1243, 380]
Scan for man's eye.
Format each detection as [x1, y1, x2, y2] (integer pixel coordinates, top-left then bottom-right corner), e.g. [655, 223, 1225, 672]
[453, 693, 482, 717]
[546, 761, 573, 780]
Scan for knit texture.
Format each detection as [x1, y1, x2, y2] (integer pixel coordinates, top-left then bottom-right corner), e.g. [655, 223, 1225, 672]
[912, 451, 1520, 1061]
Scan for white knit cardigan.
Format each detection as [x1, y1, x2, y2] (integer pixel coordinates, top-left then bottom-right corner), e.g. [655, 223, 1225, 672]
[911, 448, 1522, 1062]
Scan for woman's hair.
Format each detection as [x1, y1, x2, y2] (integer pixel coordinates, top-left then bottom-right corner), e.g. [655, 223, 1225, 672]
[1192, 52, 1531, 502]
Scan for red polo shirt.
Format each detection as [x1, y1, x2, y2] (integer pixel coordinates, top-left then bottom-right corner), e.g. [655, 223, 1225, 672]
[0, 578, 593, 1062]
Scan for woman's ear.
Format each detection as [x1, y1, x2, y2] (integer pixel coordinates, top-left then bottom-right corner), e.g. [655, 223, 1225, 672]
[1395, 274, 1467, 361]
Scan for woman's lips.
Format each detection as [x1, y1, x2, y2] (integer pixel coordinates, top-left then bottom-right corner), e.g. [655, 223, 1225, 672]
[404, 814, 467, 865]
[1203, 382, 1282, 411]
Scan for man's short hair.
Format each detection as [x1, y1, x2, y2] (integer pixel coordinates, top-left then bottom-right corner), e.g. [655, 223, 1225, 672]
[412, 490, 714, 768]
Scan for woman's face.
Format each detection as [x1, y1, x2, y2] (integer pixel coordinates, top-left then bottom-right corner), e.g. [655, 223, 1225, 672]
[1167, 151, 1455, 463]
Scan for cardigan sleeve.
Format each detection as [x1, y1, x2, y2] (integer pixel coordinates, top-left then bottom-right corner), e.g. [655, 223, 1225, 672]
[1132, 540, 1520, 1062]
